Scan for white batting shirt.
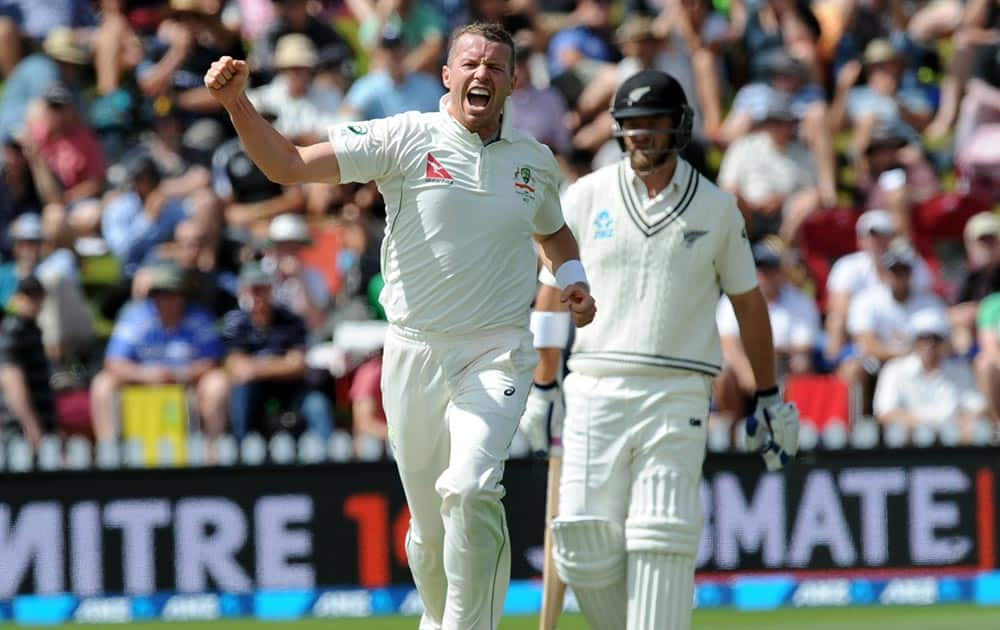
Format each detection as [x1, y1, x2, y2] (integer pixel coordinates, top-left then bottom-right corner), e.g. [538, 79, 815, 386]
[330, 96, 565, 334]
[546, 158, 757, 377]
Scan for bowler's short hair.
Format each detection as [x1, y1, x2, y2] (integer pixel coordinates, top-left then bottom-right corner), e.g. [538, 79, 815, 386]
[447, 22, 516, 76]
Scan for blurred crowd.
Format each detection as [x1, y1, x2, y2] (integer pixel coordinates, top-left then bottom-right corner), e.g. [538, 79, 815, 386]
[1, 0, 1000, 460]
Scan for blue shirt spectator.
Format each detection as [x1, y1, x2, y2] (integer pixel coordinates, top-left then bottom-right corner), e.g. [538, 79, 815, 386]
[342, 71, 443, 120]
[547, 27, 615, 77]
[105, 299, 222, 368]
[102, 191, 188, 277]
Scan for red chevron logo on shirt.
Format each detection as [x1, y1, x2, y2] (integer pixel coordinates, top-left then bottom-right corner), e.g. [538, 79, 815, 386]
[425, 153, 453, 181]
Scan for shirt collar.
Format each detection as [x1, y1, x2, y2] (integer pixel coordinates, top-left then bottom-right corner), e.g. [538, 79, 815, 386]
[624, 156, 691, 203]
[439, 94, 515, 143]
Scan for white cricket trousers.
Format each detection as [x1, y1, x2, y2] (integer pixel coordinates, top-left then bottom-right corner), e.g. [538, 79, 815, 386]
[559, 370, 711, 630]
[381, 324, 537, 630]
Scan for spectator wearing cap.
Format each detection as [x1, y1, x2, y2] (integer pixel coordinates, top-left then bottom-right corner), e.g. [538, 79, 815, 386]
[0, 27, 91, 141]
[844, 241, 945, 410]
[357, 0, 445, 75]
[509, 42, 571, 156]
[250, 0, 353, 74]
[831, 38, 933, 158]
[947, 213, 1000, 355]
[0, 213, 93, 362]
[139, 218, 238, 318]
[339, 25, 444, 121]
[714, 238, 820, 421]
[0, 276, 52, 449]
[0, 0, 95, 77]
[720, 48, 836, 206]
[571, 14, 720, 170]
[102, 155, 189, 278]
[21, 82, 105, 213]
[247, 34, 342, 144]
[875, 308, 984, 443]
[824, 209, 935, 362]
[212, 261, 334, 438]
[718, 90, 819, 243]
[858, 122, 941, 232]
[262, 213, 330, 332]
[90, 263, 227, 444]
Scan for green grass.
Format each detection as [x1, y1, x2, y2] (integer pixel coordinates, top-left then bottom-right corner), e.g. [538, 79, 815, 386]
[17, 605, 1000, 629]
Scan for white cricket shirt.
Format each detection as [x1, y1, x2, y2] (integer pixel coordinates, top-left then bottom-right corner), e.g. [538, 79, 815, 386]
[874, 354, 984, 425]
[330, 96, 565, 334]
[552, 158, 758, 377]
[846, 285, 945, 354]
[826, 250, 933, 296]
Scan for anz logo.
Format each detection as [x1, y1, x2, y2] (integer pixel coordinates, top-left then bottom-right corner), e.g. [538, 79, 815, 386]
[594, 210, 614, 239]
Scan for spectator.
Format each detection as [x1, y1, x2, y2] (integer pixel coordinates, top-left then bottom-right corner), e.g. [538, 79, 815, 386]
[0, 213, 94, 362]
[824, 209, 934, 363]
[250, 0, 353, 74]
[714, 239, 819, 420]
[211, 116, 306, 237]
[510, 43, 571, 156]
[857, 121, 942, 239]
[844, 241, 945, 409]
[349, 351, 386, 455]
[0, 27, 92, 142]
[216, 261, 334, 438]
[102, 155, 189, 278]
[357, 0, 445, 75]
[720, 48, 836, 206]
[717, 90, 819, 243]
[89, 263, 228, 443]
[262, 213, 330, 332]
[127, 103, 214, 201]
[0, 276, 52, 449]
[875, 308, 984, 442]
[24, 83, 106, 210]
[0, 136, 54, 243]
[546, 0, 616, 80]
[247, 34, 342, 143]
[832, 38, 933, 158]
[339, 26, 444, 121]
[136, 0, 245, 119]
[139, 218, 238, 317]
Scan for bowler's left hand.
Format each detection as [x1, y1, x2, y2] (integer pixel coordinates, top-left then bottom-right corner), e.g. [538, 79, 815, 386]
[562, 282, 596, 327]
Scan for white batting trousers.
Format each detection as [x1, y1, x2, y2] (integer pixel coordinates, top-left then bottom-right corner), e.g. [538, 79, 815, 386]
[559, 370, 711, 630]
[381, 324, 537, 630]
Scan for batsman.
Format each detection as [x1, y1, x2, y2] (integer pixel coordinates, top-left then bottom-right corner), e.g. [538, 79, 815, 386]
[520, 70, 801, 630]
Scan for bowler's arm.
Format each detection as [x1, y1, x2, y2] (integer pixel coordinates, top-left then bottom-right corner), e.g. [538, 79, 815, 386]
[534, 225, 582, 278]
[226, 93, 342, 185]
[728, 288, 778, 391]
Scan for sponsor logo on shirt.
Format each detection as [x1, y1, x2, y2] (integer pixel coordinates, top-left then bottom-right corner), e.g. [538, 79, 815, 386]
[682, 229, 709, 247]
[425, 152, 454, 183]
[594, 210, 614, 239]
[514, 166, 536, 202]
[346, 125, 368, 135]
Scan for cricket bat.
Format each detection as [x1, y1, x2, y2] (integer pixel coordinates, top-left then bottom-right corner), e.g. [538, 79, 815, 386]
[539, 453, 566, 630]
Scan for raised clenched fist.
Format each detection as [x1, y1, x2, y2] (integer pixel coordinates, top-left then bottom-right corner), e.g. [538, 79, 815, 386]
[204, 56, 250, 108]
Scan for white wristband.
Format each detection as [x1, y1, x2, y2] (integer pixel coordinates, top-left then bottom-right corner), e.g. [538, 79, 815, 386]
[554, 260, 588, 290]
[530, 311, 571, 348]
[538, 265, 558, 288]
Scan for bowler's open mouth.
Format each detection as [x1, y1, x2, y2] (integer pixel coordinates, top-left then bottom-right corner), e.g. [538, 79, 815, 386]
[467, 87, 491, 108]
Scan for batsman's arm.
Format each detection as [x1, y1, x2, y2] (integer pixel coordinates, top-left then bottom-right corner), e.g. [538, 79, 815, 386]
[531, 283, 568, 386]
[728, 287, 777, 391]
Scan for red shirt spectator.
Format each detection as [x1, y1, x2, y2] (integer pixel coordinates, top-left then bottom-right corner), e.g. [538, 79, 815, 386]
[349, 354, 386, 451]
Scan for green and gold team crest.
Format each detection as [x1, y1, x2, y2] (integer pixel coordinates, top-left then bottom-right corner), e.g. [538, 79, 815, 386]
[514, 166, 537, 203]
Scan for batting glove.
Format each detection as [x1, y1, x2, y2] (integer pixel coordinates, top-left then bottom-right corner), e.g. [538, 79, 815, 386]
[518, 381, 564, 457]
[745, 387, 800, 471]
